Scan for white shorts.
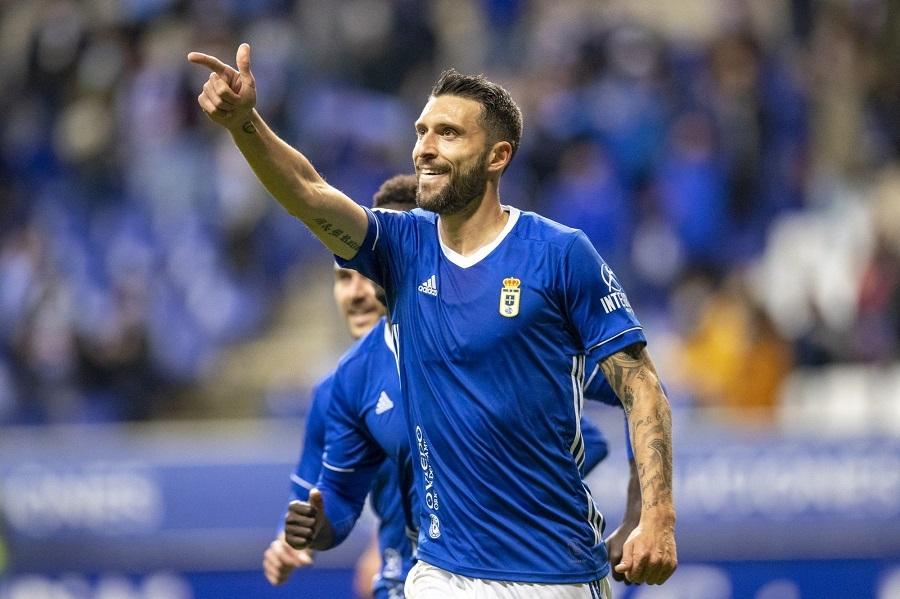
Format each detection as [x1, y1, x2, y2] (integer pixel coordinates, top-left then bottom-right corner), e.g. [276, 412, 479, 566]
[404, 560, 612, 599]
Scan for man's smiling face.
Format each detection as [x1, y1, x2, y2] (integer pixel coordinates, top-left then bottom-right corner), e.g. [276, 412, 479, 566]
[413, 95, 491, 216]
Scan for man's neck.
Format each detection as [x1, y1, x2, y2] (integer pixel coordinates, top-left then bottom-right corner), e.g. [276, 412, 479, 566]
[438, 187, 509, 256]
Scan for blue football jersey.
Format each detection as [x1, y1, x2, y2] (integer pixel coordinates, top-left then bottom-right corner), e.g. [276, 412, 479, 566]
[338, 206, 646, 583]
[288, 373, 335, 503]
[579, 417, 609, 474]
[584, 362, 633, 460]
[369, 461, 414, 599]
[316, 319, 416, 592]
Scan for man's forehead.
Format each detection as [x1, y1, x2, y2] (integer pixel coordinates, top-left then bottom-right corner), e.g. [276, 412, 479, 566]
[416, 95, 483, 125]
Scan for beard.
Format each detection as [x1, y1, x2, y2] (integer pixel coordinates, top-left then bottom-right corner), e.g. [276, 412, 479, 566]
[416, 150, 490, 216]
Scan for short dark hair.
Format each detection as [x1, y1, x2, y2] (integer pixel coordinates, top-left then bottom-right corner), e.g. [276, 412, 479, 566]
[430, 69, 523, 167]
[372, 174, 418, 210]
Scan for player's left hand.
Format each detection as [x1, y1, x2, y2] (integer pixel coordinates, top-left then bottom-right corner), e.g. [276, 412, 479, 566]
[262, 534, 313, 585]
[605, 522, 638, 585]
[284, 488, 326, 550]
[613, 518, 677, 585]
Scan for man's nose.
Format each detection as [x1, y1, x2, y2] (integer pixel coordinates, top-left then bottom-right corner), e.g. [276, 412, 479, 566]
[414, 132, 437, 162]
[349, 273, 368, 298]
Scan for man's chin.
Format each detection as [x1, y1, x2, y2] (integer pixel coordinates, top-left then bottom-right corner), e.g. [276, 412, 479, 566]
[415, 188, 444, 212]
[347, 314, 379, 338]
[416, 198, 439, 213]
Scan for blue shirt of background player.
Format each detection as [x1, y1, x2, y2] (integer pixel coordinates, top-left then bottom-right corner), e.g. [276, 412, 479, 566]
[285, 339, 412, 599]
[585, 361, 635, 461]
[337, 206, 646, 584]
[314, 319, 415, 598]
[288, 373, 335, 503]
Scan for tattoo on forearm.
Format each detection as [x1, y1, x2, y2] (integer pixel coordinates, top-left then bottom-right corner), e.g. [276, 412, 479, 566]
[310, 217, 361, 250]
[632, 403, 674, 510]
[619, 384, 634, 414]
[242, 121, 256, 134]
[601, 345, 674, 511]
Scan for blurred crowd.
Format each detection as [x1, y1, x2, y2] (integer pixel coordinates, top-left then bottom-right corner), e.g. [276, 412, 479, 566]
[1, 0, 898, 426]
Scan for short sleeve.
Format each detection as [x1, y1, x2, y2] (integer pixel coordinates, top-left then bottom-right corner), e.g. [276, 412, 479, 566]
[562, 232, 646, 361]
[335, 207, 417, 302]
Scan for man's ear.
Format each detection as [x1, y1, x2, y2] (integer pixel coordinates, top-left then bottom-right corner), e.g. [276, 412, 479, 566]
[487, 141, 513, 174]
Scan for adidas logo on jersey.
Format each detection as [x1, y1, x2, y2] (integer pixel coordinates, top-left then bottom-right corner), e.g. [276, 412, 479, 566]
[375, 391, 394, 415]
[418, 275, 438, 296]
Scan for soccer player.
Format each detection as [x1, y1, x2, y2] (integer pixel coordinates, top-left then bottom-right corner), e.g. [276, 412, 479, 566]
[273, 176, 622, 597]
[189, 44, 676, 597]
[262, 175, 418, 595]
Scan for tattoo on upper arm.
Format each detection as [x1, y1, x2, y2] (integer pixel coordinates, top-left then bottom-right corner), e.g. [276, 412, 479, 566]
[598, 344, 645, 414]
[311, 217, 361, 251]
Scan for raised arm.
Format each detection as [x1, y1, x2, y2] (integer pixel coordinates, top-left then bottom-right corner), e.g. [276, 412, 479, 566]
[598, 343, 677, 585]
[187, 43, 368, 259]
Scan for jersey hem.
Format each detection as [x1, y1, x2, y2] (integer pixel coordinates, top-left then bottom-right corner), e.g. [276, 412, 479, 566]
[415, 553, 610, 584]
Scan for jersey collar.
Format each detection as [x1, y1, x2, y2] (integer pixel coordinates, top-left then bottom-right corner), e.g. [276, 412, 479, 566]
[437, 206, 520, 269]
[382, 319, 397, 356]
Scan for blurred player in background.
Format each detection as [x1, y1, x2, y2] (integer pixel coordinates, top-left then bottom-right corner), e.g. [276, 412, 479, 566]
[190, 43, 675, 598]
[262, 175, 417, 596]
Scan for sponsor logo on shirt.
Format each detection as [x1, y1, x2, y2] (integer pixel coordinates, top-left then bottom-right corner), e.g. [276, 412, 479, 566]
[566, 539, 589, 564]
[429, 514, 441, 539]
[600, 264, 633, 314]
[499, 277, 521, 318]
[375, 391, 394, 415]
[600, 291, 633, 314]
[417, 275, 438, 296]
[601, 264, 622, 294]
[416, 425, 441, 538]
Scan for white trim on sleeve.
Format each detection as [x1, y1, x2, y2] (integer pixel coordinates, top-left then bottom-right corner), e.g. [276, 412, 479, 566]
[587, 327, 643, 353]
[290, 474, 315, 490]
[322, 462, 355, 473]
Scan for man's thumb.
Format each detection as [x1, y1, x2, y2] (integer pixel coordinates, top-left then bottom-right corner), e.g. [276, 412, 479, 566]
[614, 539, 634, 572]
[309, 488, 324, 513]
[236, 43, 252, 78]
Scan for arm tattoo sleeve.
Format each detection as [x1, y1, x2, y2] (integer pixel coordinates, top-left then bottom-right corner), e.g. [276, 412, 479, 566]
[599, 344, 674, 512]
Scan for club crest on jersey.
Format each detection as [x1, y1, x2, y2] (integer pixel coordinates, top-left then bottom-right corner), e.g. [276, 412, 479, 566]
[499, 277, 521, 318]
[429, 514, 441, 539]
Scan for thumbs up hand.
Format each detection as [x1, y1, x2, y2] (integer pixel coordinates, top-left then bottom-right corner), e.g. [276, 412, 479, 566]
[187, 43, 257, 129]
[284, 489, 327, 551]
